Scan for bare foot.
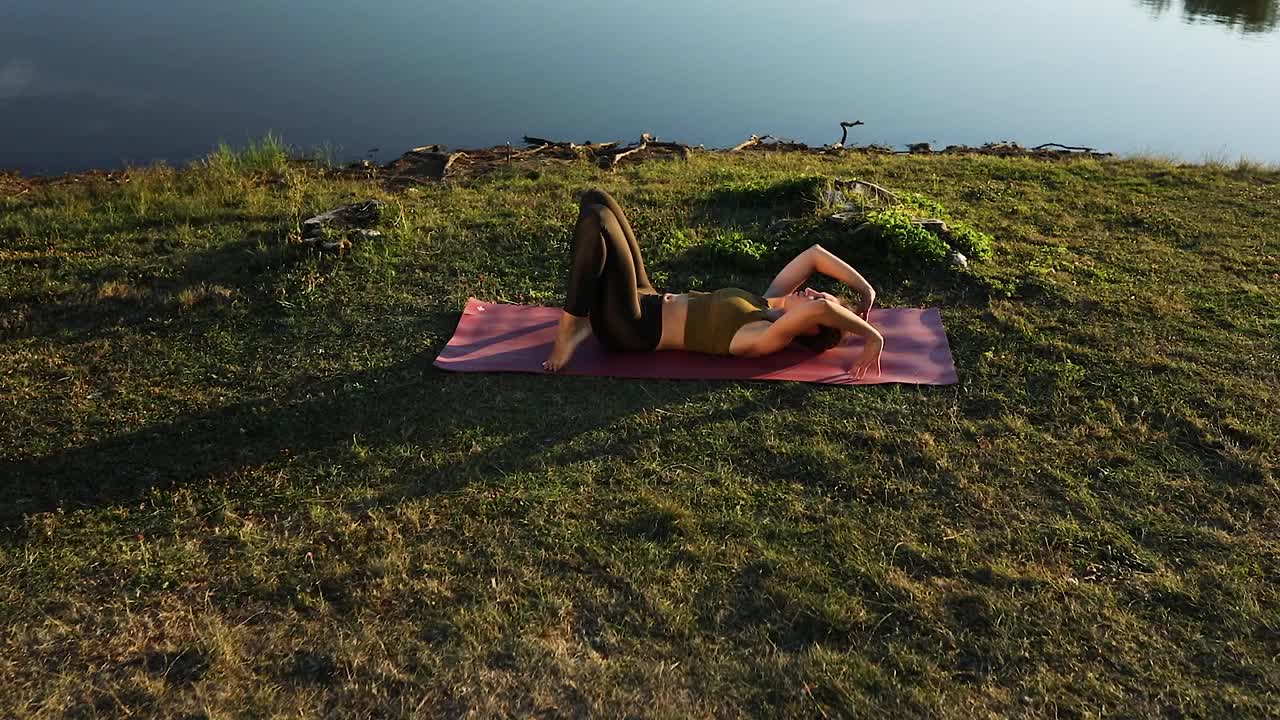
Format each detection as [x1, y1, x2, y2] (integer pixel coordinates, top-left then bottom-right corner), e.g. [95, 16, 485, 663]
[543, 312, 591, 372]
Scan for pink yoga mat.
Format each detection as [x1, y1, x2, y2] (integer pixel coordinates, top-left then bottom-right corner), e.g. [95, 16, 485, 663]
[434, 298, 958, 385]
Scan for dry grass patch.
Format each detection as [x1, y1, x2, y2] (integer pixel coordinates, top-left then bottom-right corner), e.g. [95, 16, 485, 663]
[96, 280, 147, 302]
[176, 283, 237, 309]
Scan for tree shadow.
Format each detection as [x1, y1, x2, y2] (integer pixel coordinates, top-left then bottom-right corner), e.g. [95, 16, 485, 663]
[0, 345, 759, 528]
[5, 230, 304, 344]
[88, 210, 285, 239]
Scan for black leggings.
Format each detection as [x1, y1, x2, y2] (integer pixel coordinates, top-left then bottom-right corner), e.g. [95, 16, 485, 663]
[564, 189, 664, 351]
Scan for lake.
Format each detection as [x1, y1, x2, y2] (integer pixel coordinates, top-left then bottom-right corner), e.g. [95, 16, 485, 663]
[2, 0, 1278, 174]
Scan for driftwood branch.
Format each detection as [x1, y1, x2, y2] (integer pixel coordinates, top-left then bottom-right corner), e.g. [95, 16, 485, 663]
[729, 135, 812, 152]
[833, 178, 901, 206]
[442, 152, 465, 176]
[522, 136, 620, 154]
[608, 139, 648, 167]
[838, 121, 864, 146]
[592, 134, 693, 167]
[512, 143, 550, 159]
[373, 124, 1113, 186]
[730, 135, 771, 152]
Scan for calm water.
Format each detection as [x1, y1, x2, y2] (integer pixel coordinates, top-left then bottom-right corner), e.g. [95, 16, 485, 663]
[2, 0, 1278, 174]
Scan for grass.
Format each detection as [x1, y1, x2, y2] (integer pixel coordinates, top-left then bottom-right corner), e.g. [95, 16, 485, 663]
[1, 142, 1278, 718]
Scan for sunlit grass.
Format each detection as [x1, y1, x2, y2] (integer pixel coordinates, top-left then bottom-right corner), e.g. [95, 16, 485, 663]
[0, 146, 1277, 718]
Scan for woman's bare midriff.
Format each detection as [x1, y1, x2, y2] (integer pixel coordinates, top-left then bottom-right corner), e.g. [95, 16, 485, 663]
[656, 293, 689, 350]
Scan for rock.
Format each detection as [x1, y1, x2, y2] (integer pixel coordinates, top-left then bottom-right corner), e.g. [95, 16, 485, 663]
[768, 218, 800, 233]
[301, 200, 386, 251]
[915, 218, 949, 236]
[302, 199, 384, 235]
[949, 251, 969, 269]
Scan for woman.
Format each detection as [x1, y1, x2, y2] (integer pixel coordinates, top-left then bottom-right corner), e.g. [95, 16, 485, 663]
[543, 188, 883, 379]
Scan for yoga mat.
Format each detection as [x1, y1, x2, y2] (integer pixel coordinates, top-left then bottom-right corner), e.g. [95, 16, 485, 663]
[433, 298, 958, 385]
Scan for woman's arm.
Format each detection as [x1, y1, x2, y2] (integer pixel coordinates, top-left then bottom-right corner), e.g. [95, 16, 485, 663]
[764, 244, 876, 318]
[740, 298, 883, 379]
[810, 299, 883, 380]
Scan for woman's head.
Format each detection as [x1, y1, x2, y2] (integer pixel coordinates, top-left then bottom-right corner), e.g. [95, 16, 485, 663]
[782, 286, 837, 308]
[793, 323, 845, 351]
[783, 287, 849, 351]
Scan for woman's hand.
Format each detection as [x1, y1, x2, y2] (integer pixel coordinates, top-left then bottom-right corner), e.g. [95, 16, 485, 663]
[850, 333, 883, 381]
[854, 284, 876, 320]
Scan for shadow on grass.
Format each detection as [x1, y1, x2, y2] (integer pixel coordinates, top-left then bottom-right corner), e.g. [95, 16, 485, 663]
[1, 345, 829, 528]
[5, 230, 300, 343]
[89, 210, 285, 239]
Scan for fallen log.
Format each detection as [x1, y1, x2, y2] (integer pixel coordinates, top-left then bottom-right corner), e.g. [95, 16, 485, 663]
[522, 135, 575, 148]
[1033, 142, 1097, 153]
[645, 139, 693, 159]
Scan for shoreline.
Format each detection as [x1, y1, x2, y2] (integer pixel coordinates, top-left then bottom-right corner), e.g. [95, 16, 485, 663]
[1, 131, 1117, 188]
[5, 131, 1278, 202]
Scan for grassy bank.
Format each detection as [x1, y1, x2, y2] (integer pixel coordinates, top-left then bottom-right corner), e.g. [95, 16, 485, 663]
[1, 145, 1278, 718]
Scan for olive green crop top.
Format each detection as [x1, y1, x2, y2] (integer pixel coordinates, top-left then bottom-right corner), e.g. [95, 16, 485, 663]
[683, 288, 771, 355]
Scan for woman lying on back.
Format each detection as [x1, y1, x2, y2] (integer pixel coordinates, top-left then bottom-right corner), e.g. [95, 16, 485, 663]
[543, 188, 883, 379]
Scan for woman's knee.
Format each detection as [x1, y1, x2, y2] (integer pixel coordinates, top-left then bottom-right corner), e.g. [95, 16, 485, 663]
[580, 188, 612, 208]
[577, 202, 613, 228]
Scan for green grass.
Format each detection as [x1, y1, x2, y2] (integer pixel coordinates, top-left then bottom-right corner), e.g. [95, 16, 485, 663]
[1, 143, 1278, 718]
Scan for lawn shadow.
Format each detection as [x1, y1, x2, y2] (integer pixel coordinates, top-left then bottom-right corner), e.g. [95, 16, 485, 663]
[0, 347, 737, 529]
[6, 230, 304, 344]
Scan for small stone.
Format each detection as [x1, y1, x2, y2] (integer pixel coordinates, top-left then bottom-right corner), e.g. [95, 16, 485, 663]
[916, 218, 949, 236]
[949, 251, 969, 268]
[301, 199, 386, 234]
[767, 218, 800, 233]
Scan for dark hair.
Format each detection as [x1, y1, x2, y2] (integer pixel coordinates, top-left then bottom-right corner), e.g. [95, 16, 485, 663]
[792, 324, 845, 351]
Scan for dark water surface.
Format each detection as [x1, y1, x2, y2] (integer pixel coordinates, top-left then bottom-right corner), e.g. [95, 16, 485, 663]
[2, 0, 1278, 174]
